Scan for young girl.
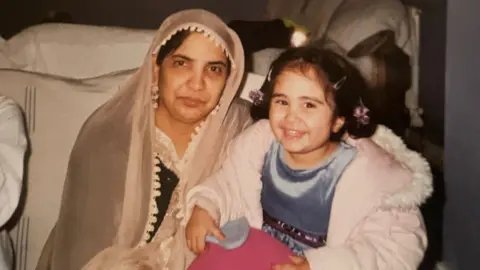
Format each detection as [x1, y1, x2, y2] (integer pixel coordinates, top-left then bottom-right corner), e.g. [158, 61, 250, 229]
[184, 47, 432, 270]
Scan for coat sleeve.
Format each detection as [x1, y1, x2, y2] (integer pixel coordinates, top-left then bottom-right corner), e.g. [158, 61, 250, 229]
[185, 120, 273, 227]
[0, 97, 27, 226]
[305, 207, 428, 270]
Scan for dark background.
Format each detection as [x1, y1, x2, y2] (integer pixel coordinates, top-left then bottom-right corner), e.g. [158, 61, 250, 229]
[443, 0, 480, 269]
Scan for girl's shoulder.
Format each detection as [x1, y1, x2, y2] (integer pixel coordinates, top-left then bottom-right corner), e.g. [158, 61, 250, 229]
[345, 125, 433, 208]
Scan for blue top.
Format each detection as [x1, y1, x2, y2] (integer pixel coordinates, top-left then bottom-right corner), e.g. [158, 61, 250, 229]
[261, 141, 357, 236]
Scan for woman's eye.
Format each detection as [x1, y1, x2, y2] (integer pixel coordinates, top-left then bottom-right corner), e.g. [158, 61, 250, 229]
[173, 60, 186, 67]
[209, 66, 223, 73]
[305, 102, 316, 109]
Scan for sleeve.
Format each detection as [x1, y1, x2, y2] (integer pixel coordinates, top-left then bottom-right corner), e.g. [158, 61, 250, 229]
[184, 120, 273, 227]
[0, 97, 27, 226]
[304, 208, 428, 270]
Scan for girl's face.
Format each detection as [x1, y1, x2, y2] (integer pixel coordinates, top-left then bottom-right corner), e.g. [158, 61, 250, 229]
[269, 70, 344, 163]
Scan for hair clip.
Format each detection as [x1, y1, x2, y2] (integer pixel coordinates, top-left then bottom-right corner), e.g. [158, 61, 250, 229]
[248, 89, 264, 106]
[332, 76, 346, 91]
[353, 99, 370, 125]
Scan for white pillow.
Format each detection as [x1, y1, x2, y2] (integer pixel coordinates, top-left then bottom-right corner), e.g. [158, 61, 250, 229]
[0, 23, 155, 79]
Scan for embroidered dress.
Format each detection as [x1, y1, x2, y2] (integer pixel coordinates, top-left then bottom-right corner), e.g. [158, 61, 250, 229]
[145, 156, 180, 243]
[143, 124, 205, 241]
[140, 106, 218, 266]
[261, 141, 357, 255]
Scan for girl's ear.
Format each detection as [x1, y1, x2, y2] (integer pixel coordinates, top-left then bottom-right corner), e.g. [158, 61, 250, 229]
[333, 116, 345, 133]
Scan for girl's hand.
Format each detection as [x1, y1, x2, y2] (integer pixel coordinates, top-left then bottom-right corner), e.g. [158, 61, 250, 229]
[272, 256, 310, 270]
[185, 206, 225, 254]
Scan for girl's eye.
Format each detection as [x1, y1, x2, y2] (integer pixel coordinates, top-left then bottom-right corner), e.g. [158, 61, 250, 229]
[275, 99, 288, 106]
[305, 102, 317, 109]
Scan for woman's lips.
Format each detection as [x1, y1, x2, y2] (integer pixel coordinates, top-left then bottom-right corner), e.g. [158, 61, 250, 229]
[179, 97, 206, 107]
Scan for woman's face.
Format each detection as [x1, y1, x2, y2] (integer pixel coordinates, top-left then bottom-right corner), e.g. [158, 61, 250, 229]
[157, 32, 229, 125]
[269, 70, 344, 160]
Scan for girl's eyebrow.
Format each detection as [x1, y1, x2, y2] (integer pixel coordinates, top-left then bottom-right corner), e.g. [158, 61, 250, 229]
[299, 96, 323, 103]
[272, 93, 323, 103]
[272, 93, 286, 98]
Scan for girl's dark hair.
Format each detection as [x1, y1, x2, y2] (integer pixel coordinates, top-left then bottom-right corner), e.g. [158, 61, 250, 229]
[250, 46, 378, 140]
[155, 30, 231, 74]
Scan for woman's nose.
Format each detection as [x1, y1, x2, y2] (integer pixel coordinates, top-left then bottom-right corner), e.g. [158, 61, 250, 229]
[187, 70, 206, 91]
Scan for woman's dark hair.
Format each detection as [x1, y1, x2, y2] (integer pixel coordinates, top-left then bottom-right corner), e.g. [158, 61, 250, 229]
[250, 46, 378, 140]
[156, 30, 191, 65]
[155, 29, 231, 75]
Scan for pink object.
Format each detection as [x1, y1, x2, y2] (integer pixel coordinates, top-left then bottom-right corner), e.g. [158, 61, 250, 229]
[188, 227, 294, 270]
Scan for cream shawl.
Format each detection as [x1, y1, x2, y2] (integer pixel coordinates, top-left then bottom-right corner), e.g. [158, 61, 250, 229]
[36, 9, 251, 270]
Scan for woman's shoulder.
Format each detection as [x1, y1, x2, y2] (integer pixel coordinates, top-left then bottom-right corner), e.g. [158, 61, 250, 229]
[225, 98, 252, 121]
[234, 119, 273, 143]
[348, 125, 433, 209]
[228, 120, 274, 156]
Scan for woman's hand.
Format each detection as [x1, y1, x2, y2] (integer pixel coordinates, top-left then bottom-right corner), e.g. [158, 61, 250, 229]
[185, 206, 225, 254]
[272, 256, 311, 270]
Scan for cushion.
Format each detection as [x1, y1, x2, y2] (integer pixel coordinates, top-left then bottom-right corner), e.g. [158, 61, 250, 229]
[0, 23, 155, 79]
[189, 227, 294, 270]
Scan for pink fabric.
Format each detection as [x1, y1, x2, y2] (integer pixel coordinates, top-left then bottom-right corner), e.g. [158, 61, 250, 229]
[188, 228, 294, 270]
[186, 120, 431, 270]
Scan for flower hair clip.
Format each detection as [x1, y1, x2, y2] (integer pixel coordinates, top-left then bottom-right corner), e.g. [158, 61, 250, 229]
[353, 99, 370, 125]
[249, 89, 264, 106]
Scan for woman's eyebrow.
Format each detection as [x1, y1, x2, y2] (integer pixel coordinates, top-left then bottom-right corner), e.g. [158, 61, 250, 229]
[171, 54, 227, 67]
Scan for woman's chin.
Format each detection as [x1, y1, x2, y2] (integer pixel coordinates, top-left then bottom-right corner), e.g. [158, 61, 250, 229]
[173, 108, 210, 125]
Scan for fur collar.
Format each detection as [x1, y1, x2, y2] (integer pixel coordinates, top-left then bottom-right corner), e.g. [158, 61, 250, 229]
[369, 125, 433, 209]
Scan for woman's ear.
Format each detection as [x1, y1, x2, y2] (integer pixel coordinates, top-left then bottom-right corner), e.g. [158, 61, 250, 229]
[152, 54, 160, 85]
[333, 116, 345, 133]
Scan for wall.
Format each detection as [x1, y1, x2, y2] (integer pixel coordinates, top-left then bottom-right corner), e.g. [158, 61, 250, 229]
[443, 0, 480, 268]
[1, 0, 46, 38]
[0, 0, 269, 38]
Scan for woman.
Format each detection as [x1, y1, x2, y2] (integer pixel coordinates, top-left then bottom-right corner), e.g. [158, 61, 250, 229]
[36, 9, 251, 270]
